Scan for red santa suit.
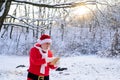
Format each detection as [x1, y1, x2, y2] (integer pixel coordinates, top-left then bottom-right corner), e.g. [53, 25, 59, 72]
[27, 34, 57, 80]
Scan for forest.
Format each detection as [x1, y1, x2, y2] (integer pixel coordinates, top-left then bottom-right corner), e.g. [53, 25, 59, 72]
[0, 0, 120, 57]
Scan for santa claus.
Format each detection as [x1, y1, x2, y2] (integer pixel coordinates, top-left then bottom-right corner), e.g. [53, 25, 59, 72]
[27, 34, 60, 80]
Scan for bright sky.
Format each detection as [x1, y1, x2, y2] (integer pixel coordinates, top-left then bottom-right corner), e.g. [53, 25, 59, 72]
[73, 5, 96, 15]
[70, 4, 99, 21]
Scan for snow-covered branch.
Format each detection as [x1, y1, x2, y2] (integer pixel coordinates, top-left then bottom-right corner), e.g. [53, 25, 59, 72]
[6, 14, 55, 29]
[7, 15, 58, 22]
[3, 22, 45, 31]
[12, 0, 110, 8]
[4, 14, 55, 32]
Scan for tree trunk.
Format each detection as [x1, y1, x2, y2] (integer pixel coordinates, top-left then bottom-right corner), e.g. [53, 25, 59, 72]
[0, 0, 12, 31]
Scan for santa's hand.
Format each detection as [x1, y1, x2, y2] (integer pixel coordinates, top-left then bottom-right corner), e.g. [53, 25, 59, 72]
[50, 57, 60, 65]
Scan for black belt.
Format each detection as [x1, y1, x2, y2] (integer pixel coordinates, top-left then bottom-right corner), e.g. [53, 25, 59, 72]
[27, 72, 49, 80]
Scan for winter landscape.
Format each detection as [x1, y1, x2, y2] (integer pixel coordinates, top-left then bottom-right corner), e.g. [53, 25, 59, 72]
[1, 55, 120, 80]
[0, 0, 120, 80]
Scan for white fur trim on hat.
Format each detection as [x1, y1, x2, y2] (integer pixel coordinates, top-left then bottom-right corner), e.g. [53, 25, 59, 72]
[37, 39, 52, 44]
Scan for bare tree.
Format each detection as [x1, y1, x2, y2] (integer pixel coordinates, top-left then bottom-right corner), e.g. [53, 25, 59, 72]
[0, 0, 12, 31]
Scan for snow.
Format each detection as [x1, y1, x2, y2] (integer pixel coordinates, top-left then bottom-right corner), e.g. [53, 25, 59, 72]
[0, 55, 120, 80]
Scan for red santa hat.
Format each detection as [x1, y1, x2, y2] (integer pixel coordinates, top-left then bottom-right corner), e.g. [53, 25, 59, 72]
[37, 34, 52, 44]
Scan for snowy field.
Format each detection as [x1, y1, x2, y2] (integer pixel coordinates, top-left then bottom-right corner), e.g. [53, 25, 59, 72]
[0, 55, 120, 80]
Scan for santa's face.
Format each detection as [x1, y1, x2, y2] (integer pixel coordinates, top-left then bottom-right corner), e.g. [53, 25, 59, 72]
[41, 42, 51, 51]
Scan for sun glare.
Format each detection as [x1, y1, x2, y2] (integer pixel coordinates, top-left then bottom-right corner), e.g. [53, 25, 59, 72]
[70, 5, 97, 21]
[72, 5, 96, 16]
[73, 6, 90, 16]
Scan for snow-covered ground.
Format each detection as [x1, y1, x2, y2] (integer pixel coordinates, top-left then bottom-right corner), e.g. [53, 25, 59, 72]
[0, 55, 120, 80]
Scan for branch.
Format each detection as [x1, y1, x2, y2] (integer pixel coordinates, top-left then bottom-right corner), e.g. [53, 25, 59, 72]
[5, 14, 54, 31]
[12, 0, 110, 8]
[7, 14, 37, 28]
[6, 14, 58, 29]
[12, 0, 72, 8]
[7, 15, 58, 22]
[3, 22, 43, 31]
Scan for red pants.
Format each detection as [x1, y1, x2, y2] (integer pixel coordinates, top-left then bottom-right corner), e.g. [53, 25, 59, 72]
[27, 78, 32, 80]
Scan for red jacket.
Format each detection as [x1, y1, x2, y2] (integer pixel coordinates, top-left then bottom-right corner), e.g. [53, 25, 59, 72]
[28, 44, 56, 76]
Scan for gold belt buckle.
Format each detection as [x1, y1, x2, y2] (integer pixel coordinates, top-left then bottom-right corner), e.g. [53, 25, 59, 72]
[38, 76, 44, 80]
